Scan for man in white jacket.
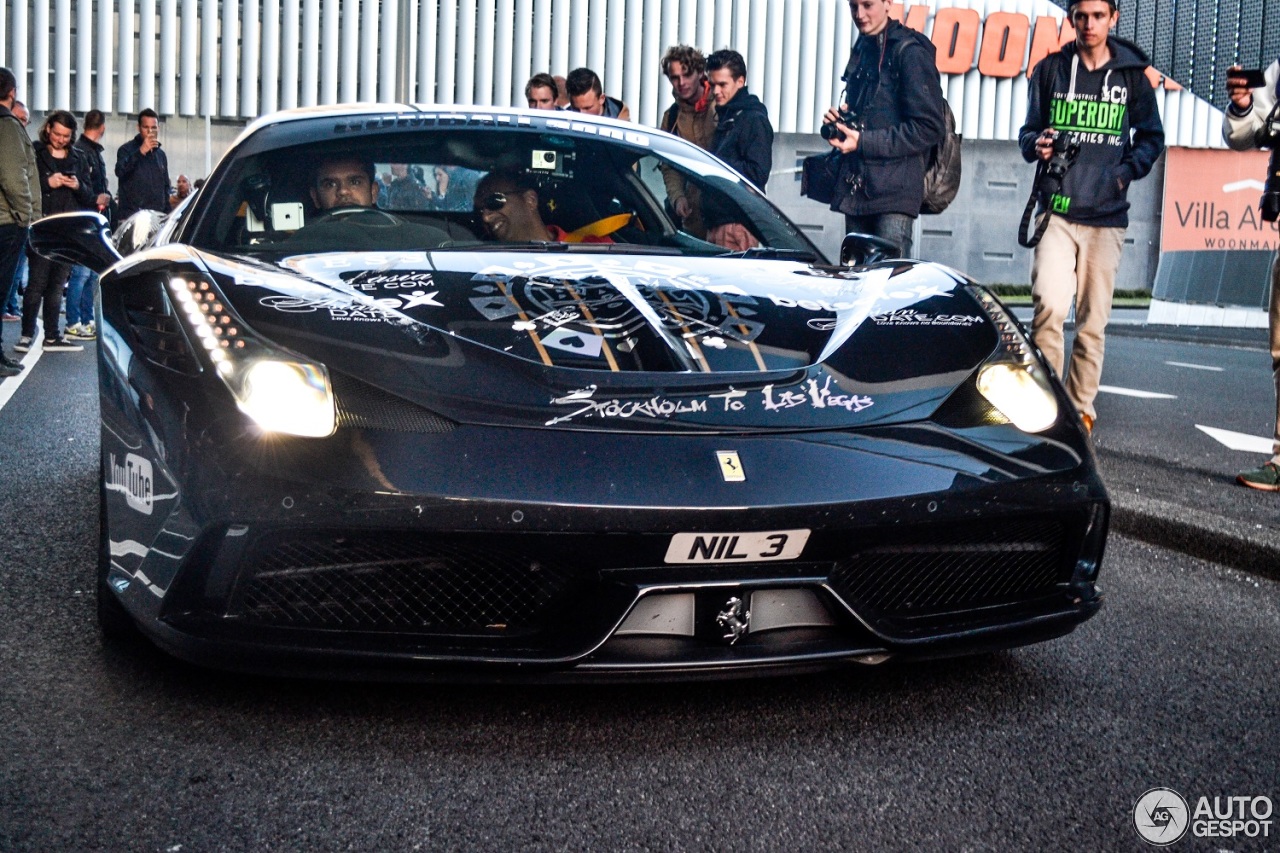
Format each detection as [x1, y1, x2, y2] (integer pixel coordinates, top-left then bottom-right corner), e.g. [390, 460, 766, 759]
[1225, 60, 1280, 489]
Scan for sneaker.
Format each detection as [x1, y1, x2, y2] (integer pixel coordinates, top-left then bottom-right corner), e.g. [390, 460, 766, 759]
[14, 336, 32, 353]
[42, 337, 84, 352]
[1238, 461, 1280, 492]
[66, 323, 96, 340]
[0, 353, 23, 371]
[1081, 413, 1095, 435]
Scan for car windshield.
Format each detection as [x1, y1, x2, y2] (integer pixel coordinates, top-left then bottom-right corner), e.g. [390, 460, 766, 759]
[187, 119, 820, 260]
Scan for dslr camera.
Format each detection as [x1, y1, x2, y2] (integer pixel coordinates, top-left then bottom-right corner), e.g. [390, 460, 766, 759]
[821, 108, 861, 142]
[1038, 129, 1080, 198]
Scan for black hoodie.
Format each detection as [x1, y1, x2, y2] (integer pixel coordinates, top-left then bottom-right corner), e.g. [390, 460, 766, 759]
[1019, 35, 1165, 228]
[709, 87, 773, 191]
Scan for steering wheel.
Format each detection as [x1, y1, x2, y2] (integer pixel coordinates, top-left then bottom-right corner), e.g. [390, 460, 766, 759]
[313, 205, 402, 227]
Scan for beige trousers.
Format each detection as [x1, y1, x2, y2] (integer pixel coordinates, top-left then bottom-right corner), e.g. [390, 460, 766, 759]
[1030, 217, 1126, 420]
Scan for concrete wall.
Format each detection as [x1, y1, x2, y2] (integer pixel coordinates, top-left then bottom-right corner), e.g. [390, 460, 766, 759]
[768, 134, 1167, 291]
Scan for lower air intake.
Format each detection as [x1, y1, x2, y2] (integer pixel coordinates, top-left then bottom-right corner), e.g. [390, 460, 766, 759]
[232, 534, 577, 635]
[827, 516, 1072, 637]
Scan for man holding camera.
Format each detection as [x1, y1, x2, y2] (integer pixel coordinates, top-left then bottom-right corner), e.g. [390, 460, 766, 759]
[1018, 0, 1164, 435]
[1225, 60, 1280, 489]
[821, 0, 946, 260]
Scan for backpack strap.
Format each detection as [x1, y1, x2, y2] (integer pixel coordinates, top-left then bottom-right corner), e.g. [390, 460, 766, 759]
[661, 103, 678, 136]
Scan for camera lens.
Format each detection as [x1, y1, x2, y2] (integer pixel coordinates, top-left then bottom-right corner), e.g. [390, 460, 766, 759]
[820, 123, 844, 141]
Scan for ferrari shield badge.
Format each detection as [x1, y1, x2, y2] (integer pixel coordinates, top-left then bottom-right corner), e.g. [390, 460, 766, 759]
[716, 450, 745, 482]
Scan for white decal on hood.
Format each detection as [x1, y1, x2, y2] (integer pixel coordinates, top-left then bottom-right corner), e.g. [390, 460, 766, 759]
[545, 380, 870, 425]
[871, 309, 982, 326]
[762, 376, 874, 414]
[542, 327, 604, 357]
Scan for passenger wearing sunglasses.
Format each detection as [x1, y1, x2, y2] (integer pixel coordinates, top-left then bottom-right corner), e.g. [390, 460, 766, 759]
[473, 173, 614, 244]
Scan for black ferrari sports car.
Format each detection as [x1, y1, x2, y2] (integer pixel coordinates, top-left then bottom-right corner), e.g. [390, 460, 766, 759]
[32, 105, 1107, 681]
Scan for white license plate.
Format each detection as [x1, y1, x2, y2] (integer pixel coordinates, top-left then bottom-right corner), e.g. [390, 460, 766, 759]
[664, 529, 810, 564]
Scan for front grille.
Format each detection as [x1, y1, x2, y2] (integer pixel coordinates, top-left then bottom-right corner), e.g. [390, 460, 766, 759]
[827, 516, 1073, 636]
[232, 534, 579, 635]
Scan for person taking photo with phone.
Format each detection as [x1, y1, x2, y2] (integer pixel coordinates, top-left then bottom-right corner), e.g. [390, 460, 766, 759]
[1224, 59, 1280, 489]
[115, 108, 171, 222]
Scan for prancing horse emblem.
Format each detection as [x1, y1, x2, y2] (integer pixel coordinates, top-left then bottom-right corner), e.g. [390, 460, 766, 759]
[716, 597, 750, 645]
[716, 450, 745, 482]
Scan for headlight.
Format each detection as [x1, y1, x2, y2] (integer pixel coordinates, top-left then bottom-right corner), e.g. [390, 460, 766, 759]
[969, 286, 1059, 433]
[168, 275, 336, 437]
[237, 360, 335, 437]
[976, 362, 1058, 433]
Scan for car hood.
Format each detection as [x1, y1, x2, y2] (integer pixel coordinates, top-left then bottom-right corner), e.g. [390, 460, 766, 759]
[146, 247, 1002, 431]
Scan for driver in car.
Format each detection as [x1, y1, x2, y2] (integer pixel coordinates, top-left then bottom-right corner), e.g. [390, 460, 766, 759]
[311, 156, 379, 210]
[473, 172, 615, 244]
[283, 155, 450, 250]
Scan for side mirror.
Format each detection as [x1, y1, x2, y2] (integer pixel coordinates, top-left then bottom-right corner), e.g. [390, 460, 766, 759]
[840, 232, 902, 266]
[29, 211, 122, 274]
[112, 210, 166, 255]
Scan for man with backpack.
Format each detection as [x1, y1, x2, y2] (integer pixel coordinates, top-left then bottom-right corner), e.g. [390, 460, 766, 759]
[821, 0, 947, 260]
[1018, 0, 1164, 435]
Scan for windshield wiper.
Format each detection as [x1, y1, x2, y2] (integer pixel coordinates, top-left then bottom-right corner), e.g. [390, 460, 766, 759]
[430, 241, 683, 255]
[433, 241, 572, 252]
[717, 247, 818, 262]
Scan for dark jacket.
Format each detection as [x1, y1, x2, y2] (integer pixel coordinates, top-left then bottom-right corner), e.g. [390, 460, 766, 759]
[0, 105, 40, 227]
[709, 87, 773, 190]
[33, 141, 95, 216]
[833, 19, 947, 218]
[115, 133, 171, 220]
[74, 134, 110, 201]
[568, 95, 630, 120]
[1018, 36, 1165, 228]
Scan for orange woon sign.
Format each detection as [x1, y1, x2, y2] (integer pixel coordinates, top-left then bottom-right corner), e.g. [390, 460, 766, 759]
[889, 3, 1182, 89]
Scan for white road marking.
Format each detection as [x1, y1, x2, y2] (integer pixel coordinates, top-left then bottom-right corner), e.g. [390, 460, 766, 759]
[1097, 384, 1178, 399]
[1164, 360, 1223, 372]
[1196, 424, 1276, 455]
[0, 341, 43, 411]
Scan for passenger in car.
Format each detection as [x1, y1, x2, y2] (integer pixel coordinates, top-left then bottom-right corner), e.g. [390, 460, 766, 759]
[473, 172, 615, 244]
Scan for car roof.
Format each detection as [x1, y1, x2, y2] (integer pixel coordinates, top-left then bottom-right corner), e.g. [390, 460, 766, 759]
[233, 103, 655, 150]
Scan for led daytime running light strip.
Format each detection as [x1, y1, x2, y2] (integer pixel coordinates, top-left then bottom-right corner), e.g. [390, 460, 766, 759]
[168, 276, 244, 375]
[969, 286, 1035, 365]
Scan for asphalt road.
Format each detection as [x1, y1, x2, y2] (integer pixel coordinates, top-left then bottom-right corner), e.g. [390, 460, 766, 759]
[1, 334, 1278, 851]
